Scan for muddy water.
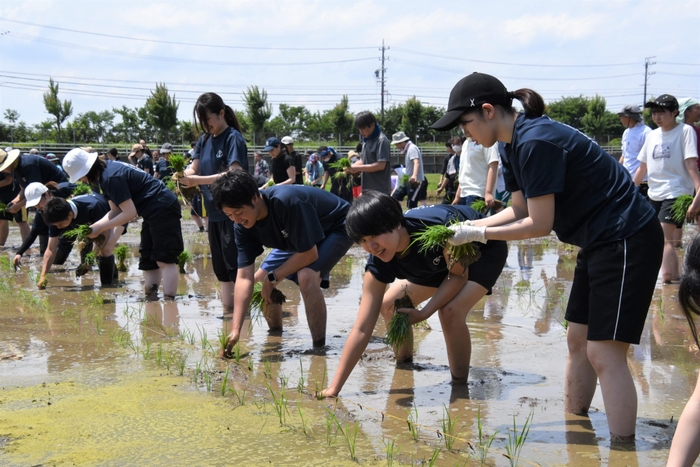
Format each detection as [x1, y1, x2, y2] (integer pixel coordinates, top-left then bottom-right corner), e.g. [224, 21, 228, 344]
[0, 221, 697, 466]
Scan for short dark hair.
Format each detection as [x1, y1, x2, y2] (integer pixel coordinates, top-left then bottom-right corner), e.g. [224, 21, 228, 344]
[108, 148, 118, 157]
[43, 197, 72, 224]
[210, 170, 259, 210]
[354, 111, 377, 130]
[346, 190, 404, 243]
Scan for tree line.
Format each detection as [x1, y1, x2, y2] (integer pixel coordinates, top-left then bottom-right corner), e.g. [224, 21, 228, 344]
[0, 79, 637, 147]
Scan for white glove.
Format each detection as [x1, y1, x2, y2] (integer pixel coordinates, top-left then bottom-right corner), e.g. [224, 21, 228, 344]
[448, 222, 486, 245]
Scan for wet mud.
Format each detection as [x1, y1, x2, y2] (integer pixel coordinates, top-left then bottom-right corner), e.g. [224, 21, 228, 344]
[0, 219, 697, 466]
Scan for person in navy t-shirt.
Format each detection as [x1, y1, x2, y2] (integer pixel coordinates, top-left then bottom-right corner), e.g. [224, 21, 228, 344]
[430, 72, 664, 441]
[63, 149, 183, 298]
[210, 170, 353, 352]
[177, 93, 249, 315]
[40, 193, 112, 287]
[320, 191, 507, 398]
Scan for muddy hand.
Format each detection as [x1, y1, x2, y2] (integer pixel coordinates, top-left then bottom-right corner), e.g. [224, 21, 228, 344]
[397, 307, 427, 325]
[222, 332, 239, 359]
[317, 387, 337, 399]
[13, 254, 21, 270]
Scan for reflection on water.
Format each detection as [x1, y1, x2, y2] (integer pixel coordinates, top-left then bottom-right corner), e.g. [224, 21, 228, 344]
[0, 226, 697, 466]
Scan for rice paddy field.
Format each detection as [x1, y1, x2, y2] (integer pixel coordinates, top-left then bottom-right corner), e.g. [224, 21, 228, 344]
[0, 212, 697, 466]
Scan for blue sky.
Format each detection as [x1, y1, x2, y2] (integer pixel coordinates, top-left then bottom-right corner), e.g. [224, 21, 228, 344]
[1, 0, 698, 126]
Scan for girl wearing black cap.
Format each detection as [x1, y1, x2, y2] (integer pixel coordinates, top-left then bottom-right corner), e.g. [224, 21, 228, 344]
[431, 72, 665, 441]
[634, 95, 700, 284]
[178, 92, 248, 314]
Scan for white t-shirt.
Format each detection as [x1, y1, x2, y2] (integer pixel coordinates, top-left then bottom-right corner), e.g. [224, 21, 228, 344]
[638, 123, 698, 201]
[458, 139, 499, 197]
[621, 121, 651, 179]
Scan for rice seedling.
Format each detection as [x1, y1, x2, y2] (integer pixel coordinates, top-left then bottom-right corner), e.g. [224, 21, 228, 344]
[0, 202, 6, 214]
[262, 358, 273, 379]
[401, 174, 410, 186]
[38, 277, 48, 289]
[314, 367, 327, 400]
[176, 352, 187, 376]
[476, 406, 498, 465]
[155, 343, 164, 367]
[179, 326, 196, 346]
[250, 281, 287, 310]
[386, 290, 413, 350]
[326, 410, 339, 446]
[427, 447, 442, 466]
[247, 356, 254, 372]
[114, 244, 129, 272]
[177, 250, 191, 274]
[204, 371, 213, 392]
[141, 339, 152, 359]
[279, 374, 289, 388]
[169, 154, 200, 203]
[671, 194, 694, 224]
[62, 224, 105, 252]
[231, 387, 246, 406]
[165, 178, 177, 193]
[72, 182, 92, 196]
[217, 329, 232, 359]
[505, 411, 533, 467]
[221, 367, 231, 396]
[297, 404, 311, 437]
[197, 324, 210, 352]
[441, 404, 459, 450]
[334, 417, 360, 461]
[0, 255, 12, 272]
[409, 221, 481, 270]
[384, 437, 400, 467]
[297, 357, 306, 393]
[470, 199, 488, 214]
[193, 360, 202, 385]
[407, 405, 420, 441]
[76, 251, 99, 277]
[267, 381, 290, 426]
[329, 157, 353, 188]
[231, 343, 242, 363]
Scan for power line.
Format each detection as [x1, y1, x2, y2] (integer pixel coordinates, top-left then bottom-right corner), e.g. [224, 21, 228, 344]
[0, 17, 376, 51]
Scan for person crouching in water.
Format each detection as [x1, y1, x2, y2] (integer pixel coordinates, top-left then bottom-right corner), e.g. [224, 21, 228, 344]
[320, 191, 507, 398]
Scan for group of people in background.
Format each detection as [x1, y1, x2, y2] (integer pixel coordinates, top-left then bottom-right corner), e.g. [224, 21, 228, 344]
[2, 77, 700, 464]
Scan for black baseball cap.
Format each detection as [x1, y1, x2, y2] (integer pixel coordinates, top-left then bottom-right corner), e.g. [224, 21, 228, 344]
[644, 94, 679, 111]
[431, 72, 512, 131]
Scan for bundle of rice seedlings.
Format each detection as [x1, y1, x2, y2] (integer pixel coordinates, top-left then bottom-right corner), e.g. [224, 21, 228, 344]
[250, 281, 287, 310]
[76, 251, 98, 277]
[0, 202, 6, 214]
[386, 291, 413, 349]
[164, 178, 177, 193]
[470, 199, 504, 214]
[169, 154, 200, 203]
[38, 277, 48, 289]
[264, 179, 275, 188]
[114, 244, 129, 272]
[410, 221, 481, 270]
[329, 157, 353, 189]
[72, 182, 92, 196]
[62, 224, 105, 253]
[671, 195, 694, 224]
[177, 250, 191, 274]
[400, 174, 410, 186]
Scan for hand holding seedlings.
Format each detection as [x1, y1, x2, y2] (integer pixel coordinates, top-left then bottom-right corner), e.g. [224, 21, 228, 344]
[671, 195, 695, 224]
[386, 292, 414, 349]
[448, 222, 486, 245]
[411, 222, 482, 270]
[396, 307, 430, 325]
[221, 331, 238, 359]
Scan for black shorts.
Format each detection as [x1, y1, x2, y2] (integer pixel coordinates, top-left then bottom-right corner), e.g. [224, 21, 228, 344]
[0, 207, 27, 223]
[190, 194, 205, 218]
[565, 219, 663, 344]
[650, 198, 684, 228]
[468, 239, 508, 295]
[208, 218, 238, 282]
[139, 200, 184, 270]
[408, 179, 428, 208]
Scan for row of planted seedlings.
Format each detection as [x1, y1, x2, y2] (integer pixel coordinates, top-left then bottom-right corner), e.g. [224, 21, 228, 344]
[102, 247, 537, 466]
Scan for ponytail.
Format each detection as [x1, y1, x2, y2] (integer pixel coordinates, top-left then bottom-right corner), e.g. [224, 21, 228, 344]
[511, 89, 545, 118]
[679, 234, 700, 348]
[224, 105, 242, 133]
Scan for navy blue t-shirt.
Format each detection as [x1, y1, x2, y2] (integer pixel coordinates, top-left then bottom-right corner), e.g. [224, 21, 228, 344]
[193, 127, 249, 223]
[235, 185, 350, 267]
[137, 155, 154, 175]
[99, 161, 177, 220]
[367, 204, 485, 288]
[0, 173, 20, 204]
[501, 114, 655, 248]
[154, 158, 173, 179]
[49, 193, 111, 238]
[15, 155, 68, 187]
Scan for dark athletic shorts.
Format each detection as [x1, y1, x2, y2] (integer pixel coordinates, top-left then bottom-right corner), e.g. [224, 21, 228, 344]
[139, 200, 184, 270]
[208, 218, 238, 282]
[650, 198, 684, 228]
[0, 207, 27, 223]
[260, 229, 354, 289]
[467, 239, 508, 295]
[565, 219, 663, 344]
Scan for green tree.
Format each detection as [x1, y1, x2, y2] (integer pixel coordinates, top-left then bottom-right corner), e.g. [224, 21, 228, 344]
[143, 83, 179, 143]
[42, 78, 73, 142]
[4, 109, 20, 144]
[267, 104, 312, 139]
[326, 96, 354, 145]
[112, 106, 142, 142]
[381, 104, 404, 139]
[242, 86, 272, 145]
[176, 120, 198, 145]
[580, 95, 622, 142]
[546, 95, 590, 129]
[401, 96, 423, 139]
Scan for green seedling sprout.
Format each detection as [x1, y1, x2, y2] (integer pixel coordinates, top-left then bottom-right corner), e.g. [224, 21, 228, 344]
[250, 281, 287, 310]
[165, 178, 177, 193]
[329, 157, 353, 188]
[384, 437, 400, 467]
[72, 182, 92, 196]
[76, 251, 98, 277]
[441, 404, 459, 450]
[505, 411, 533, 467]
[169, 154, 200, 203]
[407, 404, 420, 441]
[38, 277, 48, 290]
[400, 174, 410, 186]
[671, 195, 694, 224]
[177, 250, 191, 274]
[115, 244, 129, 272]
[386, 291, 413, 350]
[470, 199, 488, 214]
[0, 202, 7, 214]
[476, 405, 499, 465]
[409, 221, 481, 270]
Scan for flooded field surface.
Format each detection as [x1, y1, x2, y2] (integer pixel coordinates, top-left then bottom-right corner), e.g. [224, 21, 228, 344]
[1, 219, 697, 466]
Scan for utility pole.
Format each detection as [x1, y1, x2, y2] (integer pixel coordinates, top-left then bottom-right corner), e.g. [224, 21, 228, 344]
[643, 56, 656, 105]
[375, 40, 389, 125]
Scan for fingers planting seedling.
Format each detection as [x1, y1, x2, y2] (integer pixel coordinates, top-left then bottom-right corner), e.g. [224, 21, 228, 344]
[387, 289, 413, 350]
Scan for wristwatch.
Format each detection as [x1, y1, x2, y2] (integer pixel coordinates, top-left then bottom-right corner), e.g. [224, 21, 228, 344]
[267, 271, 277, 283]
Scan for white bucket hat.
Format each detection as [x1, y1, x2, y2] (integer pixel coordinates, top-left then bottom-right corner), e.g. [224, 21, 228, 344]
[24, 182, 49, 207]
[63, 148, 98, 183]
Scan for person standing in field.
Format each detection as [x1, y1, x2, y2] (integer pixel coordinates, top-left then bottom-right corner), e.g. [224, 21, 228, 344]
[390, 131, 428, 208]
[433, 72, 664, 442]
[346, 111, 391, 195]
[617, 105, 651, 198]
